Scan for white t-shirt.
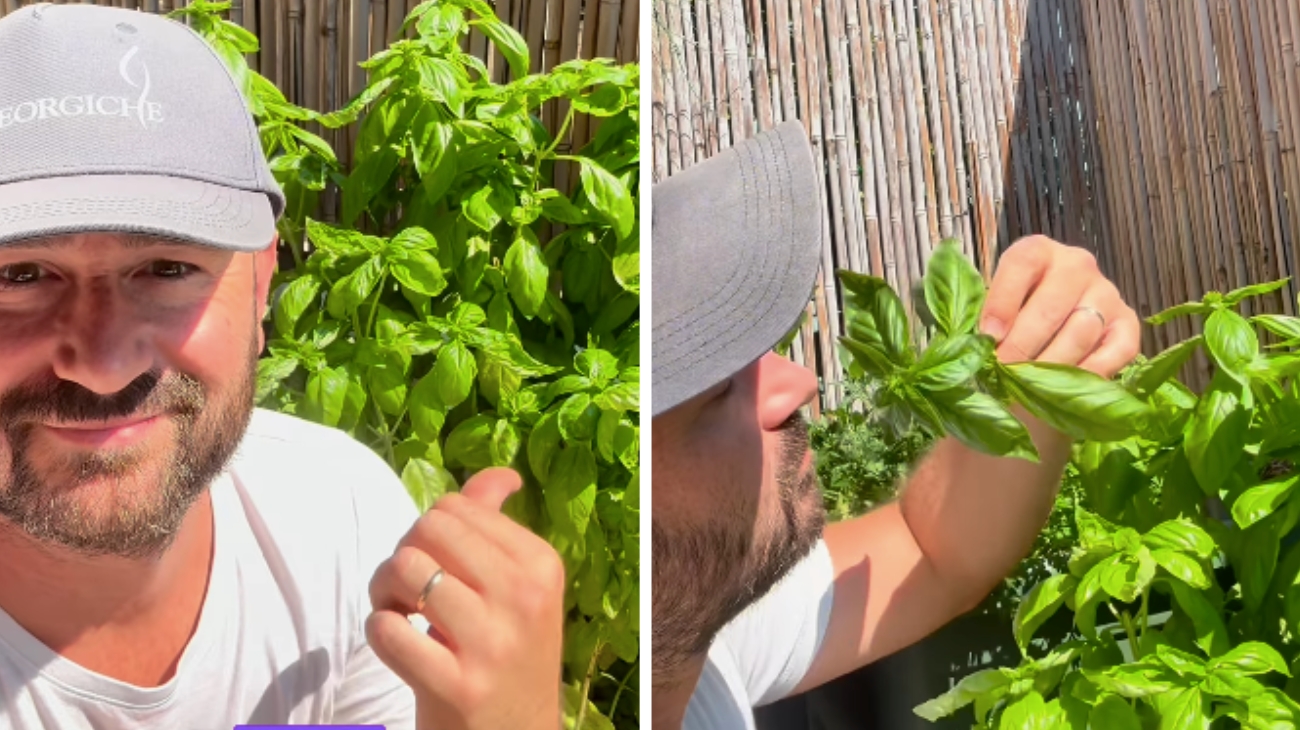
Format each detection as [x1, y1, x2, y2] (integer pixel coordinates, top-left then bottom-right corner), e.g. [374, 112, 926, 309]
[684, 539, 835, 730]
[0, 408, 421, 728]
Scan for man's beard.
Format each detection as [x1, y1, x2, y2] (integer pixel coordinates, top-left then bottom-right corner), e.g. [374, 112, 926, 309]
[0, 352, 256, 560]
[651, 413, 826, 681]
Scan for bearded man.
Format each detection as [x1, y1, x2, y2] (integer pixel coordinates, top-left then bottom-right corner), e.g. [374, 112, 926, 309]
[0, 6, 563, 729]
[650, 121, 1141, 729]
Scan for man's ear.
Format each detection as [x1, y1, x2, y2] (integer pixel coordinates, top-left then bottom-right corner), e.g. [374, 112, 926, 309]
[253, 235, 280, 352]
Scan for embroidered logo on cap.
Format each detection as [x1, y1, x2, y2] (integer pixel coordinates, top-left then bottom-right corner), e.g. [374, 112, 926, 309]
[0, 46, 165, 132]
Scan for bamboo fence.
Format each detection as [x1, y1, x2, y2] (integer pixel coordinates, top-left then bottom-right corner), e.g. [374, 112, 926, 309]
[3, 0, 640, 196]
[653, 0, 1300, 413]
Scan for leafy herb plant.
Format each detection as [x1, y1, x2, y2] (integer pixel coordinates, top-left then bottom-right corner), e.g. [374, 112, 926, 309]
[179, 3, 640, 727]
[842, 241, 1300, 727]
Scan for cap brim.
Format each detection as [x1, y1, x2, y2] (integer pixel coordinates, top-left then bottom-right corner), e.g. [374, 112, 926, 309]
[0, 174, 277, 252]
[652, 121, 823, 417]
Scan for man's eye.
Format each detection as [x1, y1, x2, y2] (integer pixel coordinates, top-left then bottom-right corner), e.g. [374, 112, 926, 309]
[0, 263, 44, 286]
[148, 261, 194, 278]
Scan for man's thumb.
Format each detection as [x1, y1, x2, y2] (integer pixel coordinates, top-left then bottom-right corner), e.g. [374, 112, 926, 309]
[458, 467, 523, 511]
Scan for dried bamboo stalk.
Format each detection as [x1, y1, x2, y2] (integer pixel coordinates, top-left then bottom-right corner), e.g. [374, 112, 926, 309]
[843, 0, 884, 277]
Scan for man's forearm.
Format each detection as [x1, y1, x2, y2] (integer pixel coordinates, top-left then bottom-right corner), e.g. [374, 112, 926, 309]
[898, 408, 1073, 609]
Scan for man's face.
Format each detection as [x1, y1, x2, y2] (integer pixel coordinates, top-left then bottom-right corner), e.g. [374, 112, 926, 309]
[651, 352, 826, 678]
[0, 233, 275, 558]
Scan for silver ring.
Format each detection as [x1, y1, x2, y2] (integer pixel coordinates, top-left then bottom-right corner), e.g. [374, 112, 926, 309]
[1074, 305, 1106, 328]
[415, 568, 444, 613]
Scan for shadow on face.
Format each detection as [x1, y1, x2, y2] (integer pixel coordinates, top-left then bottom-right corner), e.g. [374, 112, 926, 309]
[651, 352, 826, 680]
[0, 232, 276, 558]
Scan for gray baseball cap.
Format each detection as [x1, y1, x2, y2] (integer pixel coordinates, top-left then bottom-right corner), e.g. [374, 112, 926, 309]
[0, 4, 284, 251]
[652, 121, 823, 417]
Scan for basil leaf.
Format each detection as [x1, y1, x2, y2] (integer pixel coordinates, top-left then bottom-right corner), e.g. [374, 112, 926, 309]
[1088, 695, 1141, 730]
[1164, 580, 1229, 658]
[912, 668, 1012, 721]
[433, 339, 476, 409]
[1184, 377, 1249, 494]
[489, 418, 520, 466]
[444, 414, 496, 470]
[1252, 314, 1300, 344]
[1014, 574, 1076, 654]
[256, 358, 300, 407]
[327, 257, 384, 318]
[401, 458, 458, 512]
[1201, 668, 1265, 699]
[411, 112, 453, 180]
[408, 370, 447, 443]
[471, 17, 529, 79]
[341, 145, 399, 227]
[547, 442, 598, 542]
[1148, 301, 1212, 325]
[559, 393, 600, 442]
[504, 227, 548, 318]
[1127, 335, 1203, 399]
[528, 411, 562, 483]
[273, 276, 320, 339]
[923, 240, 986, 337]
[1208, 642, 1291, 677]
[463, 184, 503, 232]
[839, 269, 912, 363]
[1002, 362, 1151, 442]
[1224, 277, 1290, 305]
[1075, 555, 1118, 638]
[1151, 548, 1211, 590]
[1239, 518, 1281, 613]
[998, 691, 1055, 730]
[1159, 687, 1208, 729]
[1205, 308, 1259, 384]
[390, 250, 448, 297]
[1155, 645, 1208, 678]
[914, 335, 985, 391]
[1231, 474, 1300, 530]
[416, 56, 464, 113]
[1142, 518, 1216, 559]
[1100, 550, 1154, 603]
[929, 386, 1039, 462]
[576, 157, 634, 241]
[840, 337, 896, 379]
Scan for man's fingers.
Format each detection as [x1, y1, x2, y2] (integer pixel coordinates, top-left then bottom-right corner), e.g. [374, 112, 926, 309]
[369, 546, 485, 650]
[366, 609, 460, 699]
[435, 492, 559, 566]
[980, 237, 1054, 342]
[1079, 308, 1143, 378]
[458, 467, 522, 512]
[1034, 286, 1121, 366]
[995, 252, 1099, 363]
[400, 508, 512, 595]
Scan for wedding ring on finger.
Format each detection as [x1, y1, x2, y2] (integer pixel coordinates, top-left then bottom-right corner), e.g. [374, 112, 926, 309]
[415, 568, 445, 613]
[1073, 304, 1107, 328]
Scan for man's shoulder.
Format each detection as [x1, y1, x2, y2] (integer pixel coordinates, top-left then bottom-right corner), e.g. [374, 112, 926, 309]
[225, 408, 415, 532]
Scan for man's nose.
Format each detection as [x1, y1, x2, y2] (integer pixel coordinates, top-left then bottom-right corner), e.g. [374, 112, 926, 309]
[51, 281, 154, 396]
[756, 352, 819, 432]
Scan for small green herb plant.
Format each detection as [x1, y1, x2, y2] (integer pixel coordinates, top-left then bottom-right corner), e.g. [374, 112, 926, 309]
[178, 3, 639, 727]
[840, 241, 1300, 727]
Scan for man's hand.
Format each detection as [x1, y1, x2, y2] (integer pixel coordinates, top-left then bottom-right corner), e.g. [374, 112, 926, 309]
[367, 468, 565, 730]
[798, 236, 1143, 693]
[980, 235, 1141, 376]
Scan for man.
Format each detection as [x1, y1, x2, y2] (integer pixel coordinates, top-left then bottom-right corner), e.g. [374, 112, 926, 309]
[650, 121, 1141, 728]
[0, 5, 562, 728]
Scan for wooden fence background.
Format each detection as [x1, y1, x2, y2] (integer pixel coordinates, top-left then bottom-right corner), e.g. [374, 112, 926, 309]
[653, 0, 1300, 413]
[3, 0, 640, 185]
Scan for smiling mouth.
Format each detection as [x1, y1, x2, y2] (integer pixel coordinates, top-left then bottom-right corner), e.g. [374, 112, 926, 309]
[40, 415, 162, 449]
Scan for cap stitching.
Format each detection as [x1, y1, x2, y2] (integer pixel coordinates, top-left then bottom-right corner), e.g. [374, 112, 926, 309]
[655, 130, 798, 379]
